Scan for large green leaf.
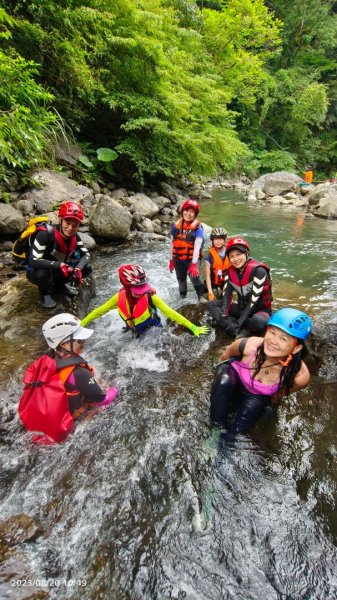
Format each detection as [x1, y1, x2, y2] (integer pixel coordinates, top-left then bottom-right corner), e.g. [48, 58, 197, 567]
[78, 154, 94, 168]
[96, 148, 118, 162]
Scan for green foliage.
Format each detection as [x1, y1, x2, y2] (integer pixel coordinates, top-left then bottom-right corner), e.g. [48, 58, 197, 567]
[1, 191, 11, 204]
[244, 149, 297, 178]
[96, 148, 118, 162]
[1, 0, 337, 183]
[0, 49, 57, 183]
[78, 154, 94, 168]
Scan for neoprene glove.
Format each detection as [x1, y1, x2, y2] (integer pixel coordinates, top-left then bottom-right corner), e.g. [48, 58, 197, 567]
[188, 263, 199, 278]
[73, 267, 83, 285]
[60, 263, 73, 278]
[169, 259, 175, 273]
[208, 292, 215, 301]
[99, 386, 119, 407]
[191, 324, 211, 337]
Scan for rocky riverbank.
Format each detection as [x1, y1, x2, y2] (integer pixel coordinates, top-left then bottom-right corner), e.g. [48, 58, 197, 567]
[0, 169, 249, 275]
[1, 168, 337, 279]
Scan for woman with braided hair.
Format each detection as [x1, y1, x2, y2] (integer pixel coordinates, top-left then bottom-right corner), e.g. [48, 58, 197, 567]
[210, 308, 312, 435]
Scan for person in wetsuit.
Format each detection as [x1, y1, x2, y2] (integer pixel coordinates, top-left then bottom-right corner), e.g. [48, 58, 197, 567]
[26, 201, 91, 308]
[207, 236, 272, 338]
[210, 308, 312, 435]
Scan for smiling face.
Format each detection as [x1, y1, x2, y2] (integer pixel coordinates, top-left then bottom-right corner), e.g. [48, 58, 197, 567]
[182, 208, 196, 222]
[61, 217, 80, 238]
[212, 236, 226, 249]
[228, 248, 247, 270]
[264, 326, 302, 359]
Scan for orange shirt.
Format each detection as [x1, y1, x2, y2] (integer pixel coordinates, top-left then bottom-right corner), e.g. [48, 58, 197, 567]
[304, 170, 313, 184]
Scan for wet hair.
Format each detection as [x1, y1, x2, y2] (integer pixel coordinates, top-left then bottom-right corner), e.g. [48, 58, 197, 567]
[253, 340, 308, 394]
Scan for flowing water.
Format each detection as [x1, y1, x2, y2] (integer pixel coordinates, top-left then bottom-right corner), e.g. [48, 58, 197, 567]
[1, 190, 337, 599]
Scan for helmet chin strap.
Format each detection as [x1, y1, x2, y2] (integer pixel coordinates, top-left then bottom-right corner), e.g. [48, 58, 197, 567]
[58, 334, 76, 356]
[278, 338, 298, 367]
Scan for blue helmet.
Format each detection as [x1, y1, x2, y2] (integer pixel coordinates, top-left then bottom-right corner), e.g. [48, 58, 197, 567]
[268, 308, 312, 340]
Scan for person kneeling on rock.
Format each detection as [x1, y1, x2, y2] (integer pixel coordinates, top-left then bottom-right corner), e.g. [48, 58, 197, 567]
[81, 264, 210, 338]
[26, 201, 91, 308]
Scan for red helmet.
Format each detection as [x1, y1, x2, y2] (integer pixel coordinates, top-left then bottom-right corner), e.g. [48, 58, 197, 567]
[181, 199, 200, 216]
[118, 264, 148, 287]
[226, 237, 250, 254]
[58, 202, 84, 222]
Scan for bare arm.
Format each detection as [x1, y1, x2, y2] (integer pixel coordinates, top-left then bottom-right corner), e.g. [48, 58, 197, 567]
[218, 339, 242, 362]
[219, 336, 262, 362]
[205, 260, 213, 295]
[271, 361, 310, 403]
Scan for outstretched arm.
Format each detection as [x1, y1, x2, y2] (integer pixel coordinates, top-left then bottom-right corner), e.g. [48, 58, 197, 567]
[81, 293, 119, 326]
[151, 295, 209, 336]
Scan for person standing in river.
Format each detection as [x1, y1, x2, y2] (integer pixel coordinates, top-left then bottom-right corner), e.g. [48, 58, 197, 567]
[210, 308, 312, 435]
[81, 264, 210, 338]
[168, 199, 205, 301]
[207, 236, 272, 338]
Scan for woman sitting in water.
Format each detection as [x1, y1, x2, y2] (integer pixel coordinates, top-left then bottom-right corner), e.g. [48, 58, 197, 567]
[82, 264, 210, 338]
[210, 308, 312, 435]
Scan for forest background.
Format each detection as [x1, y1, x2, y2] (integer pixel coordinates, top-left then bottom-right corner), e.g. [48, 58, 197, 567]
[0, 0, 336, 188]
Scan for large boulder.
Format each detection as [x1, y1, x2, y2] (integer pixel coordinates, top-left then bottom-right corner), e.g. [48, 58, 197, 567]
[150, 195, 171, 210]
[249, 171, 302, 197]
[89, 195, 132, 239]
[19, 170, 92, 214]
[307, 183, 337, 206]
[54, 138, 82, 166]
[158, 182, 180, 202]
[78, 231, 97, 251]
[0, 204, 25, 234]
[312, 193, 337, 218]
[122, 193, 159, 219]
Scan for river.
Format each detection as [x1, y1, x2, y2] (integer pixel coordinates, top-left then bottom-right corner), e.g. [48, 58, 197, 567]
[0, 190, 337, 599]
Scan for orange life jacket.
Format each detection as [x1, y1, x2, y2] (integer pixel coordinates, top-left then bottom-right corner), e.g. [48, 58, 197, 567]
[57, 359, 94, 419]
[172, 218, 202, 261]
[208, 247, 231, 287]
[117, 288, 161, 335]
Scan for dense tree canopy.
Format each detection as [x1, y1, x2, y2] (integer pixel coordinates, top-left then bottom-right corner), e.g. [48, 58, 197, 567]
[0, 0, 336, 185]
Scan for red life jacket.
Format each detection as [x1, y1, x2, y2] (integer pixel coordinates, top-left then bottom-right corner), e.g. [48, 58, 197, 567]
[172, 218, 202, 261]
[51, 227, 78, 262]
[208, 247, 231, 287]
[117, 288, 161, 334]
[225, 258, 272, 310]
[18, 355, 94, 443]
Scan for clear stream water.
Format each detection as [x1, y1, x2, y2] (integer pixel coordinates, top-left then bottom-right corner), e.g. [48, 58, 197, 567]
[1, 190, 337, 600]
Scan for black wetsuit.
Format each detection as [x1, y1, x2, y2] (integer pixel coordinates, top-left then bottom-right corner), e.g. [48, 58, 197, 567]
[56, 355, 105, 415]
[26, 225, 91, 298]
[208, 260, 272, 337]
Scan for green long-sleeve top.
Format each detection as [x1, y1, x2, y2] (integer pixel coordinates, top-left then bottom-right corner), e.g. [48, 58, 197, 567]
[81, 291, 196, 332]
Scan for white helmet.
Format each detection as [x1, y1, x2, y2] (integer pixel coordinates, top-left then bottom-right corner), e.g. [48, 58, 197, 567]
[42, 313, 93, 349]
